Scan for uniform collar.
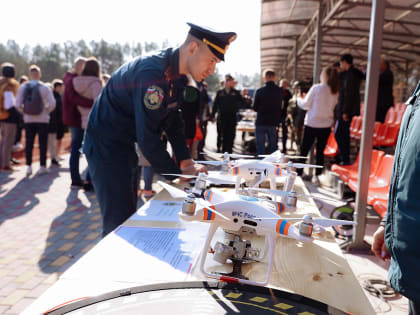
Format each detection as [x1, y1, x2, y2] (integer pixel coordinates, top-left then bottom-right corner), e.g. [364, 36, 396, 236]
[164, 48, 188, 87]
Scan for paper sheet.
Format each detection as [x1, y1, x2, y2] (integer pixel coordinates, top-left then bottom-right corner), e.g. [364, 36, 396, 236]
[115, 226, 199, 274]
[131, 200, 183, 222]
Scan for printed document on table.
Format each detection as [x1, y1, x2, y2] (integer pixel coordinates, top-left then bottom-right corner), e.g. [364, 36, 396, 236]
[131, 200, 183, 222]
[61, 225, 209, 283]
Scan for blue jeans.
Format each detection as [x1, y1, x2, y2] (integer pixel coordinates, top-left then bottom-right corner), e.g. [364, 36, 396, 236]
[70, 127, 90, 184]
[139, 166, 154, 191]
[256, 125, 278, 155]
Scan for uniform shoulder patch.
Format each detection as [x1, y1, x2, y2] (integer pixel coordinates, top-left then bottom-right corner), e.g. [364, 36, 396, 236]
[144, 85, 164, 110]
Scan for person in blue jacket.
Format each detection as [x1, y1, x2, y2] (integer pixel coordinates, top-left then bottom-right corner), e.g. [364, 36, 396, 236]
[372, 81, 420, 315]
[83, 23, 236, 237]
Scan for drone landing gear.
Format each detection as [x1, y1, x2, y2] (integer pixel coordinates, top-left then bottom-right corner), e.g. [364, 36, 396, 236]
[218, 259, 249, 280]
[200, 224, 275, 286]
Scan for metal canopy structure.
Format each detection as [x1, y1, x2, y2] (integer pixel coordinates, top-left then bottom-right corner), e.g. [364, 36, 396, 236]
[261, 0, 420, 81]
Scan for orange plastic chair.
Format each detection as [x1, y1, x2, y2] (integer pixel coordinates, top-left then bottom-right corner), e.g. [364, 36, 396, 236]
[350, 116, 362, 139]
[379, 124, 400, 147]
[348, 154, 394, 192]
[372, 199, 388, 218]
[324, 132, 338, 157]
[331, 153, 360, 183]
[373, 123, 388, 147]
[384, 107, 395, 124]
[332, 150, 384, 185]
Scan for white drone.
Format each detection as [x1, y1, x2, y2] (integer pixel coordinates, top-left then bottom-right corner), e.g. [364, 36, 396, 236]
[158, 179, 355, 286]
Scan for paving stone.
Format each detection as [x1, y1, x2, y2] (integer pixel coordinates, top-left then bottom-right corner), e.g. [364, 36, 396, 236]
[7, 297, 36, 314]
[0, 289, 29, 305]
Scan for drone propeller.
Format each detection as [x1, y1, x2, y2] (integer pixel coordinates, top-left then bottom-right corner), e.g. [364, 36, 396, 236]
[195, 160, 229, 167]
[161, 174, 237, 185]
[259, 154, 307, 159]
[254, 214, 356, 228]
[201, 152, 254, 159]
[281, 162, 323, 169]
[157, 180, 187, 199]
[247, 187, 339, 203]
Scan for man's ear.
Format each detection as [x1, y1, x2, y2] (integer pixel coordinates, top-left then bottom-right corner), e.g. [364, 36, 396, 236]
[188, 41, 199, 56]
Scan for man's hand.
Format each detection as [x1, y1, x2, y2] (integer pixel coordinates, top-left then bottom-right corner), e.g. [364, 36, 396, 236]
[342, 114, 349, 122]
[371, 226, 390, 261]
[180, 159, 208, 181]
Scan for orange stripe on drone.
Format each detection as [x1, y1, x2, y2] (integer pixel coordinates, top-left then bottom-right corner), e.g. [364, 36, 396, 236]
[276, 219, 291, 235]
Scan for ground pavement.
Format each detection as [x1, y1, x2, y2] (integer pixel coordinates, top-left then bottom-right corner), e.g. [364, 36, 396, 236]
[0, 155, 102, 315]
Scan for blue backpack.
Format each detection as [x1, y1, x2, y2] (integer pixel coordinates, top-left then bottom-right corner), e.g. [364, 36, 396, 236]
[23, 82, 44, 115]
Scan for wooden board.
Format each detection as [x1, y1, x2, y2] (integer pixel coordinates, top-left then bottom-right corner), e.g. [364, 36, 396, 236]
[23, 178, 375, 315]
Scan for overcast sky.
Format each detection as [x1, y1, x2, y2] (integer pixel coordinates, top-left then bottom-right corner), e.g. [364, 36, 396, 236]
[1, 0, 261, 76]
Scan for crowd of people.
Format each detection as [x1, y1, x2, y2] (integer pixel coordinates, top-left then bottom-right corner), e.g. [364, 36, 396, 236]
[0, 59, 159, 197]
[0, 52, 395, 188]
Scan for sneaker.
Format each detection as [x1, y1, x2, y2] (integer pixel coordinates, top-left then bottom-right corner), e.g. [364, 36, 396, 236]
[51, 158, 61, 166]
[25, 165, 32, 176]
[70, 182, 84, 189]
[83, 182, 94, 192]
[36, 166, 49, 176]
[2, 166, 14, 172]
[143, 190, 156, 200]
[10, 158, 19, 165]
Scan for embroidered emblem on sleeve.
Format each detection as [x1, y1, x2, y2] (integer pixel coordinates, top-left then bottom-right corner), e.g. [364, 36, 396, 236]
[144, 85, 164, 110]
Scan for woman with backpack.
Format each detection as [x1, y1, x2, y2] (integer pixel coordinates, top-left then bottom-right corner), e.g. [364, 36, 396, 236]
[73, 57, 104, 191]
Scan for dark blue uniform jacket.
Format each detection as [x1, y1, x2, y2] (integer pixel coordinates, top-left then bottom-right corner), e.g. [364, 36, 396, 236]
[83, 48, 190, 174]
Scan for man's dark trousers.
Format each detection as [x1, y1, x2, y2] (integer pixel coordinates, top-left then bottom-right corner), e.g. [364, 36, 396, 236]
[25, 123, 48, 167]
[334, 118, 351, 165]
[86, 149, 139, 237]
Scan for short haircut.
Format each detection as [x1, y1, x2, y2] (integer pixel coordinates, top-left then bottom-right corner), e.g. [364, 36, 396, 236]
[19, 75, 28, 84]
[340, 54, 353, 65]
[52, 79, 63, 89]
[263, 69, 276, 78]
[29, 65, 41, 74]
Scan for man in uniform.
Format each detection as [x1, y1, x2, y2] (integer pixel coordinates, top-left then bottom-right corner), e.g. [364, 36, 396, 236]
[212, 74, 243, 153]
[83, 23, 237, 237]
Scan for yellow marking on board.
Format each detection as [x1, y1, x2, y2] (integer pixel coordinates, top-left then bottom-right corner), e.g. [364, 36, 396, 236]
[250, 296, 268, 303]
[298, 312, 316, 315]
[225, 292, 242, 299]
[274, 302, 294, 310]
[213, 299, 288, 314]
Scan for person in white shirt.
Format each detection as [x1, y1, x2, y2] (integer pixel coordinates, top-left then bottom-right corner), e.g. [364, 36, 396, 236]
[16, 65, 56, 176]
[296, 66, 339, 178]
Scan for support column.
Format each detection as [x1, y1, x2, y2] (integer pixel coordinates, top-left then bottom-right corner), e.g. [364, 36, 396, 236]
[293, 38, 298, 82]
[345, 0, 385, 251]
[313, 1, 323, 84]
